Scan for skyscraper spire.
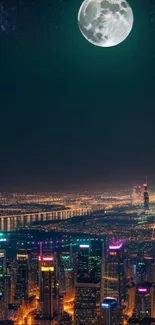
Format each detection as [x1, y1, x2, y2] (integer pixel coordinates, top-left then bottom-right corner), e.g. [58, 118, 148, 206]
[143, 177, 149, 210]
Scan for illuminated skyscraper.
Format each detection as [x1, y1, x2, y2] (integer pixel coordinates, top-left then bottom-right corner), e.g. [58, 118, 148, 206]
[9, 260, 16, 303]
[136, 258, 154, 284]
[15, 252, 29, 302]
[29, 252, 39, 290]
[0, 274, 10, 320]
[136, 261, 147, 284]
[103, 240, 125, 305]
[58, 252, 73, 296]
[77, 244, 90, 277]
[74, 278, 100, 325]
[143, 183, 149, 210]
[39, 255, 58, 319]
[133, 285, 151, 318]
[101, 297, 119, 325]
[0, 249, 6, 273]
[89, 240, 102, 282]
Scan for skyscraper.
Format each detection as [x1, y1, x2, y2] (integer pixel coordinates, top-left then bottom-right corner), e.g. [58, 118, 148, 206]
[143, 183, 149, 210]
[0, 249, 6, 273]
[58, 252, 73, 296]
[133, 285, 152, 318]
[39, 255, 58, 319]
[77, 244, 90, 277]
[0, 274, 10, 320]
[74, 278, 100, 325]
[103, 240, 125, 305]
[15, 252, 29, 302]
[29, 252, 39, 290]
[89, 240, 102, 282]
[101, 297, 119, 325]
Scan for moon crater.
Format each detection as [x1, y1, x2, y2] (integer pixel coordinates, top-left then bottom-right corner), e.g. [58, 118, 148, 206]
[78, 0, 134, 47]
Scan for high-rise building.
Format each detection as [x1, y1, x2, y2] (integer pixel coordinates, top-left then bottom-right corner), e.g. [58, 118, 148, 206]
[133, 284, 152, 319]
[89, 240, 102, 282]
[0, 274, 10, 320]
[136, 261, 147, 284]
[136, 258, 154, 284]
[101, 297, 119, 325]
[77, 244, 90, 277]
[143, 183, 149, 210]
[39, 255, 58, 319]
[74, 278, 100, 325]
[15, 252, 29, 302]
[5, 259, 16, 303]
[29, 252, 39, 290]
[58, 252, 73, 296]
[0, 249, 6, 273]
[103, 240, 125, 305]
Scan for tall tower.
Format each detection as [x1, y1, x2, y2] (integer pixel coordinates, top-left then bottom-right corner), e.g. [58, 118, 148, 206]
[143, 181, 149, 210]
[74, 279, 100, 325]
[0, 250, 6, 273]
[39, 255, 58, 319]
[101, 297, 119, 325]
[133, 285, 152, 318]
[77, 244, 90, 277]
[103, 240, 125, 305]
[15, 252, 29, 302]
[0, 274, 10, 320]
[89, 240, 102, 282]
[58, 252, 73, 296]
[29, 252, 39, 291]
[74, 243, 100, 324]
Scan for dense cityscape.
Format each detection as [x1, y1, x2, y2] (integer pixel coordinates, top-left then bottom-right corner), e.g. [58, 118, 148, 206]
[0, 183, 155, 324]
[1, 0, 155, 324]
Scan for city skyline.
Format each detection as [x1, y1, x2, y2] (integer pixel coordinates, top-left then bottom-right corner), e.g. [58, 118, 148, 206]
[0, 188, 155, 324]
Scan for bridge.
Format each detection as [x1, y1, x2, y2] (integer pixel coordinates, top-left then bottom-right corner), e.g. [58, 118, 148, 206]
[0, 208, 92, 231]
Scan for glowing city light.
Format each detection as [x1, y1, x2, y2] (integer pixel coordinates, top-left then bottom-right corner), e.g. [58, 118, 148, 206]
[101, 303, 110, 308]
[17, 254, 28, 260]
[138, 288, 147, 292]
[42, 257, 53, 261]
[41, 266, 54, 272]
[109, 243, 123, 249]
[79, 245, 89, 248]
[109, 240, 125, 250]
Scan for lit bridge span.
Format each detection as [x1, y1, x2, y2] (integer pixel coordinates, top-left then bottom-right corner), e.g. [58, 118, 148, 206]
[0, 208, 92, 231]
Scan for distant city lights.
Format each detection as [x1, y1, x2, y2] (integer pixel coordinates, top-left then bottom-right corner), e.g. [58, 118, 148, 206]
[42, 257, 53, 261]
[138, 288, 148, 292]
[79, 245, 89, 248]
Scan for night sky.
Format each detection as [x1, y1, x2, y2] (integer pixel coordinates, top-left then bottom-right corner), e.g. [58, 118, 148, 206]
[0, 0, 155, 192]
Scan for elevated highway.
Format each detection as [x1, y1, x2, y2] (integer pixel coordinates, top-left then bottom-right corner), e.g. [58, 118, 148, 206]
[0, 208, 91, 231]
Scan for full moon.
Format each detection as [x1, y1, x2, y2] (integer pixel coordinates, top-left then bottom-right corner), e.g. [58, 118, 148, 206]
[78, 0, 134, 47]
